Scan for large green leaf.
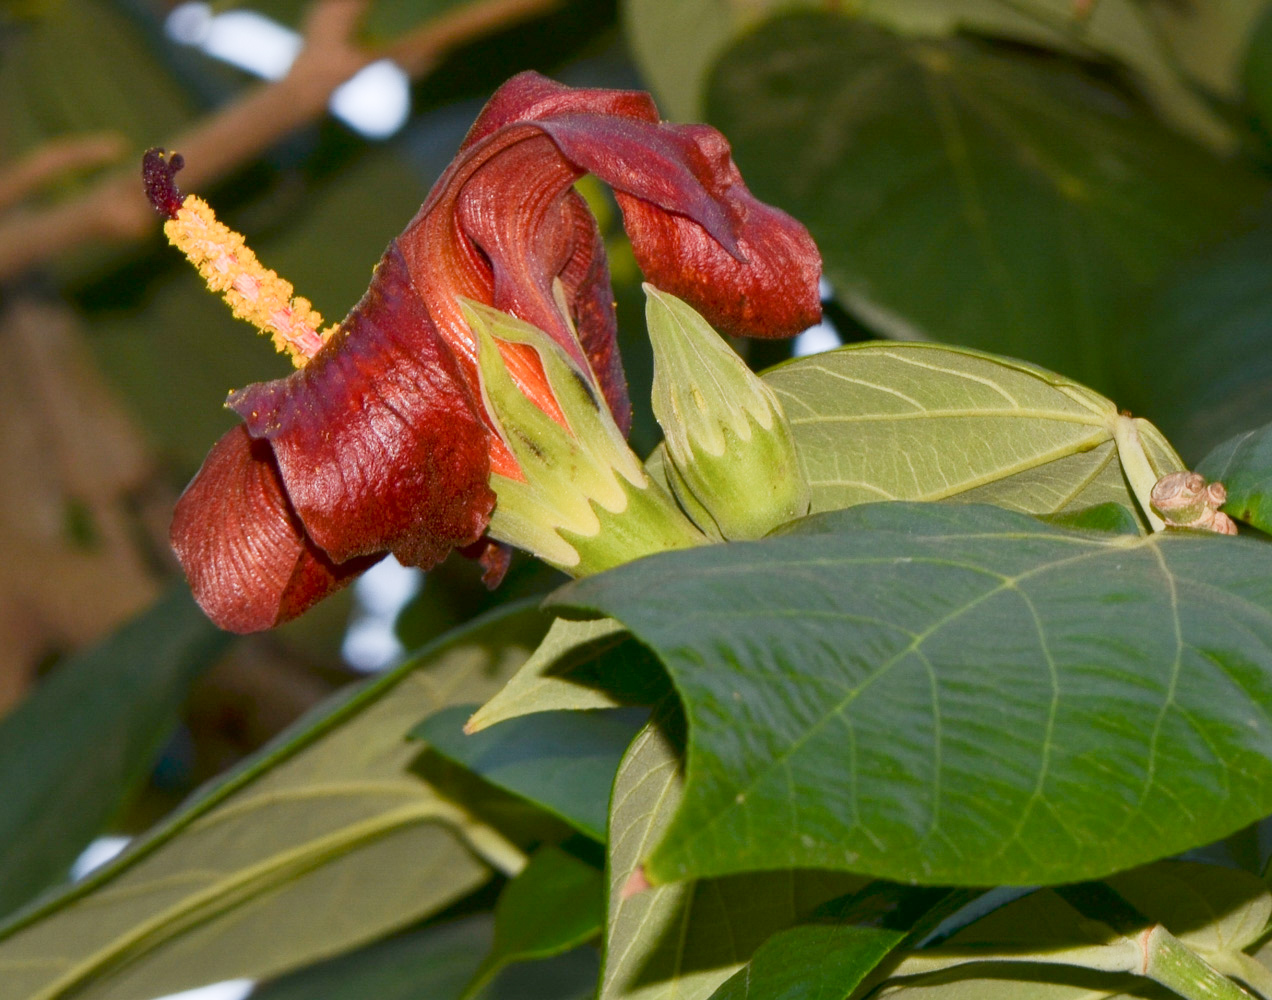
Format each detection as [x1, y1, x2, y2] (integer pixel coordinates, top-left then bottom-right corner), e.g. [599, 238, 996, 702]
[0, 603, 551, 1000]
[414, 705, 648, 841]
[0, 586, 227, 921]
[602, 706, 864, 1000]
[763, 343, 1179, 525]
[1198, 421, 1272, 534]
[705, 13, 1264, 392]
[553, 503, 1272, 887]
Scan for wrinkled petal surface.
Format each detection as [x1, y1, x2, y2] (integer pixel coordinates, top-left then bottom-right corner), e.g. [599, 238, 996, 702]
[171, 426, 379, 633]
[540, 116, 822, 338]
[229, 245, 495, 569]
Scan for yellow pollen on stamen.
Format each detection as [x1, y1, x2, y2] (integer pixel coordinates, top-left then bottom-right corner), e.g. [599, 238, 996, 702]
[163, 194, 334, 367]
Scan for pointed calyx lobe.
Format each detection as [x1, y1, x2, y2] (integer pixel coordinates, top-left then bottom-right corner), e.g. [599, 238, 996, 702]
[169, 71, 822, 633]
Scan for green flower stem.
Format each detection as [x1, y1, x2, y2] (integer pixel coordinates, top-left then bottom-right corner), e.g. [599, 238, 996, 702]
[891, 926, 1259, 1000]
[1142, 925, 1257, 1000]
[1113, 414, 1167, 532]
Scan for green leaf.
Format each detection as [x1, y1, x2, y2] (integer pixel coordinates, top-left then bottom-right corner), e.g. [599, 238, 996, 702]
[1196, 422, 1272, 534]
[253, 914, 495, 1000]
[706, 884, 956, 1000]
[466, 616, 670, 732]
[706, 13, 1264, 392]
[0, 602, 551, 1000]
[553, 502, 1272, 887]
[413, 705, 648, 841]
[0, 586, 227, 920]
[1039, 503, 1141, 535]
[762, 343, 1181, 526]
[602, 706, 865, 1000]
[462, 845, 604, 999]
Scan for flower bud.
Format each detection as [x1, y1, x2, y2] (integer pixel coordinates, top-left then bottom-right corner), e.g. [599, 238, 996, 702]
[464, 299, 708, 574]
[644, 285, 811, 540]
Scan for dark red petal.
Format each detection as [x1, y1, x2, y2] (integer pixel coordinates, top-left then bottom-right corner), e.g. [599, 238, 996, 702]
[461, 71, 658, 150]
[171, 426, 378, 634]
[540, 118, 822, 338]
[229, 244, 495, 569]
[399, 124, 629, 435]
[460, 536, 514, 589]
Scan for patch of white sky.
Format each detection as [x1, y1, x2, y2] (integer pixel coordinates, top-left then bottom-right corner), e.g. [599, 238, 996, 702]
[165, 3, 410, 139]
[342, 556, 422, 672]
[793, 278, 841, 356]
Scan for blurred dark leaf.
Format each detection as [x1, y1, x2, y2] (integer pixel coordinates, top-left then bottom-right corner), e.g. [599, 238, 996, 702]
[0, 0, 194, 166]
[706, 12, 1264, 395]
[626, 0, 1242, 148]
[1120, 211, 1272, 461]
[0, 585, 228, 921]
[359, 0, 477, 43]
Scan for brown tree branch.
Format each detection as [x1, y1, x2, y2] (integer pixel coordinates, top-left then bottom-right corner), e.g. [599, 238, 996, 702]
[0, 132, 128, 215]
[0, 0, 559, 282]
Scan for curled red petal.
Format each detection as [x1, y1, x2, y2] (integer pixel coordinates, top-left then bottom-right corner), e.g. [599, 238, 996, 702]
[229, 244, 495, 569]
[539, 118, 822, 338]
[171, 426, 379, 634]
[461, 71, 658, 150]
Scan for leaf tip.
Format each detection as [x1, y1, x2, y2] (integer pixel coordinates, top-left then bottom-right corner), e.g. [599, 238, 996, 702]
[622, 865, 653, 899]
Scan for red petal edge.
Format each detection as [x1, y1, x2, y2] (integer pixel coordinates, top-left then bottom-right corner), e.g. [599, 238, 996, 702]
[171, 426, 379, 634]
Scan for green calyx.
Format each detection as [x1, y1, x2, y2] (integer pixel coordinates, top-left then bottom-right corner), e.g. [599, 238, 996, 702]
[464, 299, 708, 576]
[644, 284, 811, 540]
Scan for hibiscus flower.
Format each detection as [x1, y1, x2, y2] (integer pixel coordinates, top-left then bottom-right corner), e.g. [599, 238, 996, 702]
[150, 71, 822, 633]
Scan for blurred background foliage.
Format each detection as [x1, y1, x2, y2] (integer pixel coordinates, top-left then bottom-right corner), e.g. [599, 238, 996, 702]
[4, 0, 1272, 995]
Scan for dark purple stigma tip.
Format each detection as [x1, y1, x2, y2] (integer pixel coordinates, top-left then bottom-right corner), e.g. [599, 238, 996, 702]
[142, 147, 186, 220]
